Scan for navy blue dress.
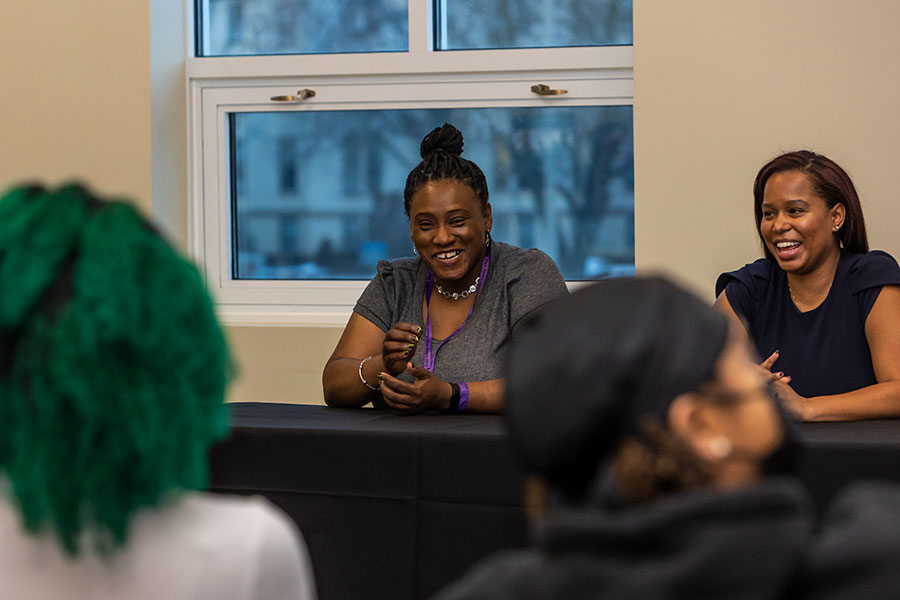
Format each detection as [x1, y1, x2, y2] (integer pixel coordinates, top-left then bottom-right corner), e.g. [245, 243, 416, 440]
[716, 251, 900, 398]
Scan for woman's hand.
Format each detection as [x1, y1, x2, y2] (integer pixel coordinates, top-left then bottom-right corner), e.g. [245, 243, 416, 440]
[382, 323, 422, 376]
[760, 350, 792, 385]
[714, 295, 792, 386]
[773, 379, 811, 420]
[379, 363, 452, 414]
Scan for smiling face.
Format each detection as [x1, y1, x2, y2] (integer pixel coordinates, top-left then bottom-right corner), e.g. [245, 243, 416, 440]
[409, 179, 492, 288]
[759, 170, 844, 275]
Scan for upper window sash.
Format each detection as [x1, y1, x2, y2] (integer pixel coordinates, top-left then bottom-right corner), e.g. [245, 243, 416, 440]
[193, 0, 632, 58]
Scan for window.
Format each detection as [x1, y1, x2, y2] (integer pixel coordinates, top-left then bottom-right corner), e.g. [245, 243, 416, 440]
[276, 137, 298, 194]
[188, 0, 633, 325]
[200, 0, 408, 56]
[436, 0, 632, 50]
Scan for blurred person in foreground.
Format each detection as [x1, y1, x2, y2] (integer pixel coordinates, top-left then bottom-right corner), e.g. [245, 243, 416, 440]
[436, 276, 900, 600]
[0, 184, 316, 600]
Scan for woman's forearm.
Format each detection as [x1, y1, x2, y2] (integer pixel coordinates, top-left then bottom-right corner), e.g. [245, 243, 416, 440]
[804, 381, 900, 421]
[457, 379, 505, 414]
[322, 355, 386, 408]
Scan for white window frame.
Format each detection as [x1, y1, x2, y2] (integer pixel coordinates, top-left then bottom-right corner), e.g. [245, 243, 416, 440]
[186, 1, 633, 326]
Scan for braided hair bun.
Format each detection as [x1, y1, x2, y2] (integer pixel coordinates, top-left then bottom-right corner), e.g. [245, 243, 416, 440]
[404, 123, 488, 215]
[420, 123, 464, 159]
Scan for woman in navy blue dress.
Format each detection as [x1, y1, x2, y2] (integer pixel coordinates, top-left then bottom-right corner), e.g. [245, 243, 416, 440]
[715, 151, 900, 421]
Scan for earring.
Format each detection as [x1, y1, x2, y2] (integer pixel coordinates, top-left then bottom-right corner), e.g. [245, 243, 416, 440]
[485, 232, 491, 247]
[833, 224, 841, 232]
[708, 436, 733, 459]
[413, 246, 418, 256]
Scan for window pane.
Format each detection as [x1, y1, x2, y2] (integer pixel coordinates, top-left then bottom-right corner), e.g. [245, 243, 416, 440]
[200, 0, 407, 56]
[231, 106, 634, 281]
[437, 0, 632, 50]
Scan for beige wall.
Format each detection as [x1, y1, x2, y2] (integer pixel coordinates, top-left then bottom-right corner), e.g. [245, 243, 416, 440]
[0, 1, 152, 211]
[634, 0, 900, 297]
[226, 326, 341, 405]
[3, 2, 898, 405]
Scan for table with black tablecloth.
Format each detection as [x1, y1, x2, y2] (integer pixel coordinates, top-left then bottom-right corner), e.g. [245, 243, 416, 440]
[797, 419, 900, 509]
[209, 403, 900, 600]
[209, 403, 528, 600]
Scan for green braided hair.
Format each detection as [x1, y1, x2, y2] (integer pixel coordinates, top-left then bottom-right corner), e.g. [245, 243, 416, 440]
[0, 183, 232, 556]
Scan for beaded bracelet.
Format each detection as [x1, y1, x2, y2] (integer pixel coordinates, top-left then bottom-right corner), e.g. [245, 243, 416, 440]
[358, 356, 380, 391]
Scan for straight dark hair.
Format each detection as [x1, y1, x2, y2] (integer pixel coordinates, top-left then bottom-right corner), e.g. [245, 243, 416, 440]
[753, 150, 868, 262]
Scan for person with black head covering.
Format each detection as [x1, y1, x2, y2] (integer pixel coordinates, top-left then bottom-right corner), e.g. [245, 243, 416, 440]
[323, 123, 567, 413]
[435, 277, 900, 600]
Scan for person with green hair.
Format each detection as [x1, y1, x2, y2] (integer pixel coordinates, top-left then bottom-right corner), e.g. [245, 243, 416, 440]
[0, 184, 316, 599]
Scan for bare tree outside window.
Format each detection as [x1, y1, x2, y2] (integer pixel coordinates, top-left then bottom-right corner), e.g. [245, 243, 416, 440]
[203, 0, 408, 55]
[439, 0, 632, 50]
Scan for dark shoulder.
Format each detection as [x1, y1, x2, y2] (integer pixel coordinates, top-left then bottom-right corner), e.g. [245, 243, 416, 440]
[843, 250, 900, 272]
[715, 257, 777, 298]
[843, 251, 900, 294]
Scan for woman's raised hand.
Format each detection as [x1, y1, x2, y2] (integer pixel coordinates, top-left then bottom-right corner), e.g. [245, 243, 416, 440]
[762, 350, 811, 419]
[760, 350, 791, 385]
[382, 322, 422, 376]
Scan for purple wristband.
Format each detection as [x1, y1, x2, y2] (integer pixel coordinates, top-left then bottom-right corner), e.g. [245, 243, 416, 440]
[458, 382, 469, 413]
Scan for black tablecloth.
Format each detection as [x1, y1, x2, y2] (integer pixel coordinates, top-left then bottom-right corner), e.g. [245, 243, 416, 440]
[209, 404, 528, 600]
[209, 403, 900, 600]
[796, 419, 900, 510]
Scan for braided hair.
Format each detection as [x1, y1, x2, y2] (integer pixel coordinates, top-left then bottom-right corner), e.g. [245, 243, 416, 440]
[0, 184, 232, 556]
[402, 123, 489, 216]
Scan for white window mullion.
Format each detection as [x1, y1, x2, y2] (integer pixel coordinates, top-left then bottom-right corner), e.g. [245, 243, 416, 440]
[409, 0, 433, 54]
[187, 81, 207, 266]
[436, 0, 448, 51]
[194, 0, 211, 57]
[198, 86, 226, 289]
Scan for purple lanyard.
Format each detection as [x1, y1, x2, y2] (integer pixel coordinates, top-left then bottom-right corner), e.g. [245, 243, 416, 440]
[422, 247, 491, 373]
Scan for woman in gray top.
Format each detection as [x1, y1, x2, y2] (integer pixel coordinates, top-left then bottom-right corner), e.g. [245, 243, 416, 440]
[323, 123, 567, 413]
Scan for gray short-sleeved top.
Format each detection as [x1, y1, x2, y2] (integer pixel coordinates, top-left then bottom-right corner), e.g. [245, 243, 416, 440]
[353, 241, 567, 391]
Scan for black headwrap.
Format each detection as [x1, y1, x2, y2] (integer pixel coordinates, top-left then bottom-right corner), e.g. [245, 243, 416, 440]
[505, 276, 730, 496]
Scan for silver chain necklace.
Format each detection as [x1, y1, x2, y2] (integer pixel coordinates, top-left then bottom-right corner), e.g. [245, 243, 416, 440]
[435, 276, 480, 300]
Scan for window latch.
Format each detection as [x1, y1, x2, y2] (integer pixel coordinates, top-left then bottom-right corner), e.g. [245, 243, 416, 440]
[530, 83, 567, 96]
[270, 89, 317, 102]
